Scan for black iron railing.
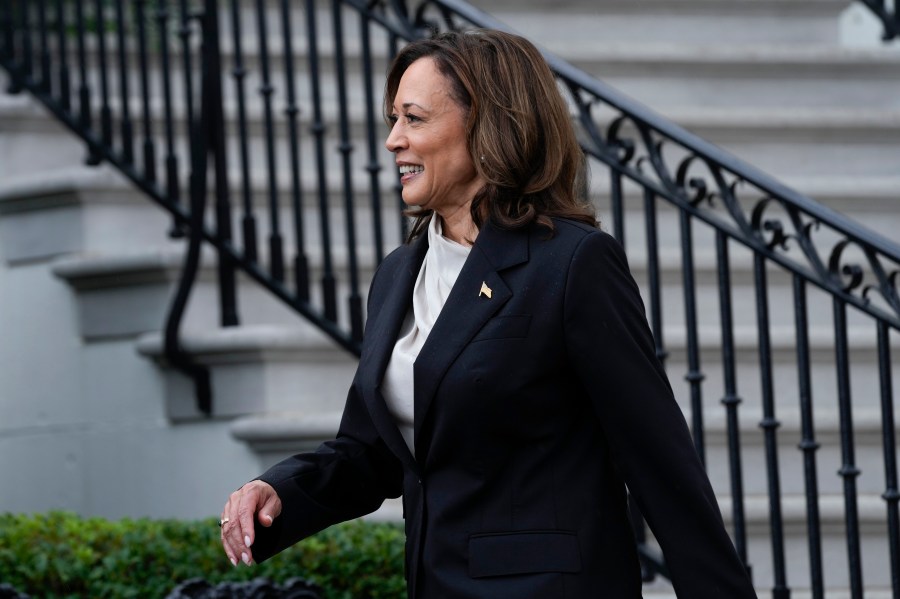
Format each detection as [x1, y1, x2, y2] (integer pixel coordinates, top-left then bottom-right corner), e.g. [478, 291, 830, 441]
[1, 1, 898, 597]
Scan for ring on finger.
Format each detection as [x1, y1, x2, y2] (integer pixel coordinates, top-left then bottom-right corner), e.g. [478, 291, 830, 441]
[218, 517, 230, 527]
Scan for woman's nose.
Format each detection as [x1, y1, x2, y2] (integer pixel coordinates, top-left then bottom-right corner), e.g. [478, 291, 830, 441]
[385, 122, 405, 152]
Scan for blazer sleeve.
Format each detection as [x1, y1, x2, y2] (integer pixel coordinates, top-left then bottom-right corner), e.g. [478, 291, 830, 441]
[250, 257, 406, 563]
[563, 230, 757, 598]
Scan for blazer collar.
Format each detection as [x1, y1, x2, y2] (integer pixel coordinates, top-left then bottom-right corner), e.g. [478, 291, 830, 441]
[412, 219, 530, 458]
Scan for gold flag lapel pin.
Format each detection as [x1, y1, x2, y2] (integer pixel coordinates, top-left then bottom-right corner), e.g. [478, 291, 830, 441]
[479, 281, 492, 299]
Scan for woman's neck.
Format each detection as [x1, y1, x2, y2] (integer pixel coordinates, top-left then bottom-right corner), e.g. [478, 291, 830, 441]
[436, 205, 478, 246]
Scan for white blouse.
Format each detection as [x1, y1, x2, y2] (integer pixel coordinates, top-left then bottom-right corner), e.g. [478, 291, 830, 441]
[380, 216, 472, 454]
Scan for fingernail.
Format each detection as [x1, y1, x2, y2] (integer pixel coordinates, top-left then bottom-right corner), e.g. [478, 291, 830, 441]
[241, 552, 250, 565]
[264, 514, 273, 523]
[230, 557, 237, 567]
[244, 535, 251, 548]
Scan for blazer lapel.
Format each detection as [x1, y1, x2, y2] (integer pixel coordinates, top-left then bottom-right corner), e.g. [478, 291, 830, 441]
[412, 221, 529, 456]
[357, 232, 429, 468]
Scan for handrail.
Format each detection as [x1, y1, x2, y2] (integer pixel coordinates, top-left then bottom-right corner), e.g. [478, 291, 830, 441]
[1, 1, 898, 596]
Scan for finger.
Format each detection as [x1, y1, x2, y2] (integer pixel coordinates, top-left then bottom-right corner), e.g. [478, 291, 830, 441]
[257, 491, 282, 528]
[219, 498, 239, 567]
[236, 485, 261, 564]
[225, 489, 253, 565]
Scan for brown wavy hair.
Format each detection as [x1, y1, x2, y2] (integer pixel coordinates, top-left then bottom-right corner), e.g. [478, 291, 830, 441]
[384, 29, 596, 241]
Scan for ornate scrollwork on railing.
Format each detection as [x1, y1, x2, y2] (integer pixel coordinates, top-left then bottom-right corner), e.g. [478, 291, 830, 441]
[560, 72, 900, 329]
[743, 194, 900, 327]
[348, 0, 464, 41]
[750, 197, 796, 252]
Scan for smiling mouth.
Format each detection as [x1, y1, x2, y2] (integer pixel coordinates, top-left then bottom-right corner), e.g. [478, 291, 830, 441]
[399, 165, 423, 176]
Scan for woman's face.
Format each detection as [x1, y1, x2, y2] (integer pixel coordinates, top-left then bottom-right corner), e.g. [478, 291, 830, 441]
[385, 58, 484, 218]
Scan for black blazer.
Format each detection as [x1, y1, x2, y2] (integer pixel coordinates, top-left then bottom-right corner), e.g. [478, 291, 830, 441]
[252, 218, 757, 599]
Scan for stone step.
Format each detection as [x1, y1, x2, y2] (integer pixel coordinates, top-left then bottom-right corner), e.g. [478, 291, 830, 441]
[0, 84, 89, 180]
[136, 325, 357, 421]
[484, 0, 849, 47]
[50, 243, 380, 339]
[0, 165, 179, 264]
[570, 46, 900, 111]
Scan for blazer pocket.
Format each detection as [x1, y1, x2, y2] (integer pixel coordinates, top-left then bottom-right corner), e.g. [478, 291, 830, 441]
[468, 530, 582, 578]
[471, 314, 531, 342]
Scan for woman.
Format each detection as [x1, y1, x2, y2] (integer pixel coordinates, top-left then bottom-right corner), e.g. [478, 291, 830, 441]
[219, 29, 758, 598]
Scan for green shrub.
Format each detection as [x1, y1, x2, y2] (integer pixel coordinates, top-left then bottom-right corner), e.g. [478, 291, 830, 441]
[0, 512, 405, 599]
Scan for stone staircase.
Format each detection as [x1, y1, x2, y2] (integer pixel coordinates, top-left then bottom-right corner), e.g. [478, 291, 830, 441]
[1, 1, 898, 596]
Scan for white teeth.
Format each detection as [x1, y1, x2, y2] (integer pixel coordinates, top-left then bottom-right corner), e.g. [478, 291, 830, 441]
[399, 165, 423, 175]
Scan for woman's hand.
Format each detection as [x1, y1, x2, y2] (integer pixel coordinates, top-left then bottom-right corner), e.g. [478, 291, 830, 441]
[219, 480, 282, 566]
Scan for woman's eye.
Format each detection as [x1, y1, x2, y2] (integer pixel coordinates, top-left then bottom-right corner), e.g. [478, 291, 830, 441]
[388, 114, 398, 125]
[405, 114, 421, 123]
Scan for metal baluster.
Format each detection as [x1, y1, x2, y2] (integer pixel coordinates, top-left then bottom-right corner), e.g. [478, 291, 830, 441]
[178, 0, 196, 175]
[114, 0, 134, 164]
[716, 231, 748, 568]
[19, 2, 34, 89]
[306, 0, 337, 322]
[753, 253, 788, 597]
[332, 1, 363, 341]
[793, 275, 824, 599]
[280, 0, 310, 301]
[134, 0, 155, 183]
[679, 210, 706, 464]
[53, 0, 70, 110]
[610, 170, 625, 247]
[228, 0, 258, 261]
[94, 0, 113, 148]
[156, 0, 182, 225]
[877, 322, 900, 599]
[73, 0, 90, 128]
[833, 298, 863, 599]
[73, 0, 101, 164]
[254, 0, 285, 282]
[360, 14, 385, 264]
[643, 189, 667, 366]
[1, 0, 12, 64]
[210, 7, 237, 330]
[36, 0, 50, 92]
